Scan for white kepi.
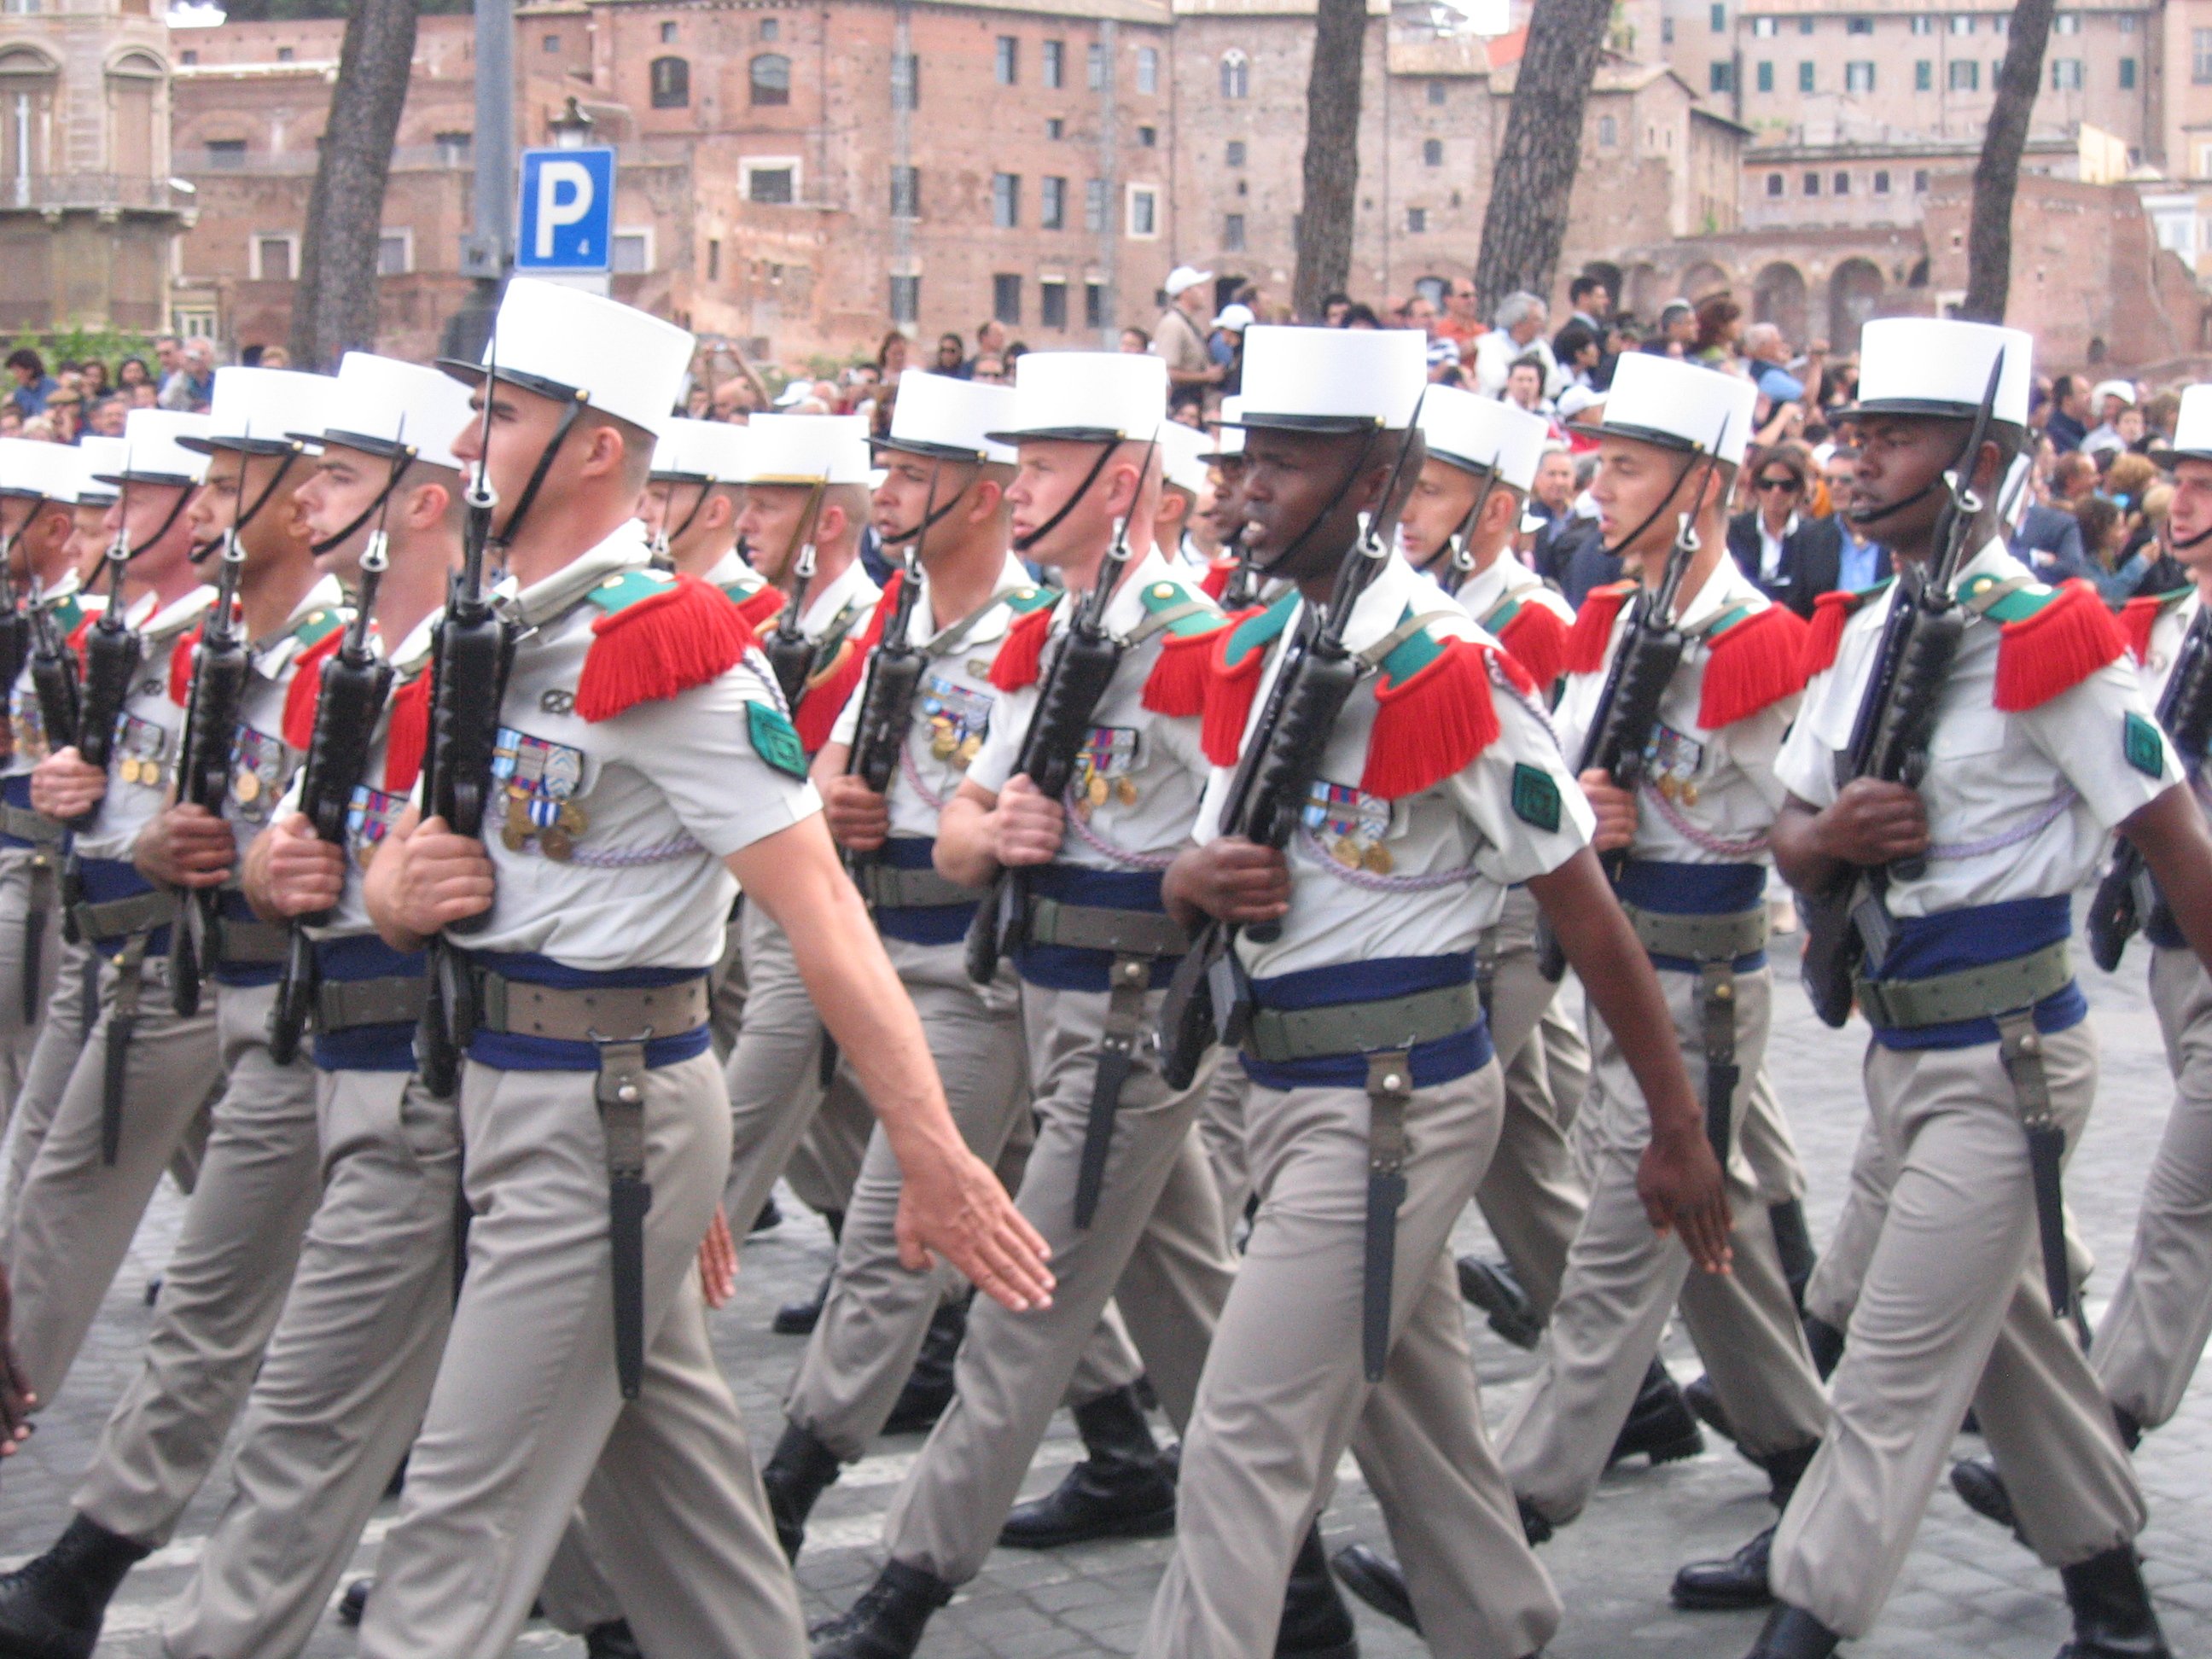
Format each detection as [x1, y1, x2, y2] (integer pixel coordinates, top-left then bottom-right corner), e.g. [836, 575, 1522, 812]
[1418, 383, 1551, 493]
[1201, 396, 1247, 463]
[95, 410, 214, 490]
[874, 371, 1016, 465]
[73, 436, 126, 507]
[1847, 317, 2034, 427]
[1229, 325, 1425, 433]
[311, 352, 478, 473]
[2153, 384, 2212, 469]
[0, 436, 88, 504]
[439, 275, 696, 439]
[986, 352, 1167, 445]
[740, 413, 873, 487]
[1575, 352, 1756, 465]
[1158, 422, 1213, 500]
[178, 367, 335, 458]
[651, 416, 752, 485]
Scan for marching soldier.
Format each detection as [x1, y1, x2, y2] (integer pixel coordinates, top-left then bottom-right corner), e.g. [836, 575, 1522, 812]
[1141, 324, 1723, 1659]
[0, 366, 346, 1659]
[1480, 353, 1830, 1613]
[4, 409, 222, 1415]
[761, 369, 1162, 1560]
[1754, 317, 2192, 1657]
[1156, 421, 1214, 568]
[812, 352, 1296, 1659]
[718, 410, 884, 1332]
[354, 278, 1048, 1659]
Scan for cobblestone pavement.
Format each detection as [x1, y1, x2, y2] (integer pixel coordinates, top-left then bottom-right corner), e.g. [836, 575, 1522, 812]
[3, 928, 2209, 1657]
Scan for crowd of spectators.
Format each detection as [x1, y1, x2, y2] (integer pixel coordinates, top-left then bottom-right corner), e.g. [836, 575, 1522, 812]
[0, 334, 265, 449]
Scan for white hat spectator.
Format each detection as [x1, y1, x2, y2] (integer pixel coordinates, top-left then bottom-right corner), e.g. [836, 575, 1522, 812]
[1164, 266, 1214, 300]
[1213, 303, 1255, 334]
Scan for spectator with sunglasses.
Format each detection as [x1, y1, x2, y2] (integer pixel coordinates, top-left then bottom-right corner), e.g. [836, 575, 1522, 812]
[1726, 441, 1841, 617]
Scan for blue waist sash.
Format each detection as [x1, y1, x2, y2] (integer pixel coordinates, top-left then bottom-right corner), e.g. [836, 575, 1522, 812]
[1242, 953, 1493, 1091]
[870, 836, 978, 947]
[311, 934, 428, 1074]
[1010, 864, 1179, 994]
[1865, 894, 2085, 1051]
[463, 950, 713, 1073]
[76, 855, 169, 960]
[1618, 859, 1769, 973]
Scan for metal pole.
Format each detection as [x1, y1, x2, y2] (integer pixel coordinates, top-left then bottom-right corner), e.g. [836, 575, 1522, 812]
[445, 0, 514, 358]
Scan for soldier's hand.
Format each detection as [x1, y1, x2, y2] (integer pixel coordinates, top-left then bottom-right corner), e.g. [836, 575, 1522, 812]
[895, 1143, 1055, 1314]
[992, 774, 1064, 868]
[821, 774, 891, 854]
[386, 815, 495, 935]
[697, 1206, 738, 1309]
[135, 802, 235, 890]
[1164, 837, 1289, 928]
[1814, 778, 1929, 868]
[1636, 1128, 1733, 1276]
[29, 747, 105, 820]
[0, 1263, 34, 1454]
[260, 812, 347, 917]
[1579, 770, 1639, 853]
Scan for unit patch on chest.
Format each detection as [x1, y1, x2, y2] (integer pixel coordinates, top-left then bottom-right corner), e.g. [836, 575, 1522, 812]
[1302, 779, 1395, 874]
[492, 728, 590, 860]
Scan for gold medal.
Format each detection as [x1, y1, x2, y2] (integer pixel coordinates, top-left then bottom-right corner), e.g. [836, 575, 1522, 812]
[118, 757, 142, 786]
[1363, 842, 1395, 876]
[1115, 776, 1138, 807]
[1087, 773, 1109, 808]
[558, 801, 588, 835]
[1656, 775, 1679, 802]
[234, 770, 262, 805]
[1680, 782, 1701, 807]
[1333, 838, 1362, 870]
[539, 826, 574, 862]
[932, 731, 957, 761]
[957, 734, 981, 765]
[502, 821, 531, 852]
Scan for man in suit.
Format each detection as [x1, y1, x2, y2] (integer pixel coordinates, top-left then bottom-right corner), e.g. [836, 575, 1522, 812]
[1726, 444, 1840, 618]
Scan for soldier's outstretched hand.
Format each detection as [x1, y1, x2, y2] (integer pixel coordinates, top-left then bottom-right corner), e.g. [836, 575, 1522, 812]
[896, 1142, 1055, 1314]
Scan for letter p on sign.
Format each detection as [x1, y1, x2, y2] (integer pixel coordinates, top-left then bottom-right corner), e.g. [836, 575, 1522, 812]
[515, 147, 616, 273]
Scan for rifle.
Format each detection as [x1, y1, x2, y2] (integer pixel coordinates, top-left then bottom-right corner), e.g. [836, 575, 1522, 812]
[415, 368, 520, 1099]
[964, 434, 1160, 987]
[1797, 352, 2008, 1029]
[0, 525, 30, 701]
[165, 522, 251, 1018]
[268, 448, 405, 1064]
[1156, 412, 1420, 1091]
[1216, 532, 1258, 611]
[1534, 421, 1732, 985]
[2087, 597, 2212, 971]
[762, 481, 828, 713]
[70, 476, 148, 830]
[842, 466, 939, 875]
[26, 578, 81, 786]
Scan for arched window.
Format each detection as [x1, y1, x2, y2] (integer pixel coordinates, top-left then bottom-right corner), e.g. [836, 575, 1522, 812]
[649, 55, 690, 108]
[1219, 49, 1249, 99]
[750, 53, 791, 106]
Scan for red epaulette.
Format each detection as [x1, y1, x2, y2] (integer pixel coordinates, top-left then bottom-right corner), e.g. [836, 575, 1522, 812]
[65, 612, 98, 660]
[731, 583, 785, 632]
[280, 628, 349, 752]
[1563, 580, 1636, 676]
[989, 602, 1057, 693]
[381, 671, 430, 795]
[167, 626, 201, 706]
[1202, 592, 1298, 765]
[1362, 628, 1532, 801]
[1494, 600, 1570, 691]
[792, 579, 895, 753]
[2117, 587, 2191, 666]
[1802, 579, 1895, 681]
[1198, 557, 1237, 602]
[573, 572, 760, 723]
[1698, 602, 1809, 731]
[1991, 579, 2127, 713]
[1142, 618, 1230, 717]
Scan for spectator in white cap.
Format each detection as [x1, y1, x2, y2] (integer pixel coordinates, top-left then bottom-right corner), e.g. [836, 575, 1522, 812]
[1153, 264, 1222, 399]
[353, 276, 1045, 1659]
[2083, 377, 2139, 460]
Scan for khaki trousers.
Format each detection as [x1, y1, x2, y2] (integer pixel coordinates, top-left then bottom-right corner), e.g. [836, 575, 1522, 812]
[1770, 1021, 2145, 1638]
[1499, 965, 1827, 1525]
[0, 843, 61, 1121]
[1196, 1051, 1252, 1248]
[1740, 1068, 1808, 1207]
[707, 905, 748, 1063]
[2091, 945, 2212, 1429]
[882, 977, 1235, 1585]
[8, 947, 224, 1407]
[786, 936, 1140, 1460]
[77, 981, 322, 1544]
[722, 899, 875, 1229]
[356, 1051, 803, 1659]
[1140, 1066, 1562, 1659]
[0, 931, 102, 1244]
[161, 1066, 462, 1659]
[1475, 888, 1588, 1321]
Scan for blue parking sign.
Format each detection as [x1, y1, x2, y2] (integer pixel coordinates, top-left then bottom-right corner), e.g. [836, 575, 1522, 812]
[515, 147, 616, 273]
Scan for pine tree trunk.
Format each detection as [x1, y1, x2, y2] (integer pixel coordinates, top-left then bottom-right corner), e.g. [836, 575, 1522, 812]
[288, 0, 418, 371]
[1962, 0, 2056, 323]
[1473, 0, 1612, 317]
[1291, 0, 1369, 320]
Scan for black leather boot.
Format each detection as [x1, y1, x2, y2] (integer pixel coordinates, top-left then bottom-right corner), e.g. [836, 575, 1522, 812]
[1277, 1526, 1357, 1658]
[1950, 1455, 2023, 1538]
[1683, 1372, 1736, 1445]
[883, 1299, 965, 1435]
[1802, 1315, 1845, 1381]
[1671, 1441, 1816, 1610]
[1768, 1199, 1817, 1314]
[0, 1514, 153, 1659]
[2058, 1546, 2171, 1657]
[1608, 1357, 1704, 1467]
[1518, 1497, 1553, 1546]
[761, 1420, 844, 1561]
[752, 1195, 783, 1233]
[809, 1560, 955, 1659]
[998, 1385, 1177, 1548]
[1744, 1604, 1840, 1658]
[584, 1619, 645, 1659]
[338, 1576, 373, 1626]
[1455, 1254, 1543, 1349]
[774, 1209, 844, 1335]
[1331, 1544, 1418, 1633]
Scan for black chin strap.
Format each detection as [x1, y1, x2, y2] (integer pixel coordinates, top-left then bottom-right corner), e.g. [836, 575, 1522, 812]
[492, 399, 586, 556]
[1602, 450, 1703, 561]
[311, 447, 416, 558]
[883, 465, 975, 546]
[2170, 519, 2212, 554]
[1844, 474, 1943, 531]
[1254, 422, 1388, 577]
[1013, 443, 1120, 554]
[652, 477, 717, 568]
[131, 484, 200, 562]
[193, 448, 300, 565]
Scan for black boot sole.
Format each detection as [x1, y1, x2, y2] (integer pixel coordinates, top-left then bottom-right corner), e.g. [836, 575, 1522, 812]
[997, 1496, 1177, 1551]
[1612, 1425, 1705, 1468]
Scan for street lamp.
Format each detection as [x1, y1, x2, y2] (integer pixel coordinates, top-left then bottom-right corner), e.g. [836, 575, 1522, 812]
[549, 96, 595, 150]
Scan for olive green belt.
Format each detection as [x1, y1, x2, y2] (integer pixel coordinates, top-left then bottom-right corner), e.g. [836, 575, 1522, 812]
[1854, 940, 2073, 1031]
[316, 975, 428, 1032]
[1023, 897, 1188, 958]
[0, 804, 61, 846]
[1244, 981, 1483, 1065]
[857, 864, 981, 910]
[69, 890, 169, 945]
[1621, 902, 1768, 964]
[474, 971, 711, 1043]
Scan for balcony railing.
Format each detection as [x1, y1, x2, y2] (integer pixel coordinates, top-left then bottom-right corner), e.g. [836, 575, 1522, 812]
[0, 173, 189, 212]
